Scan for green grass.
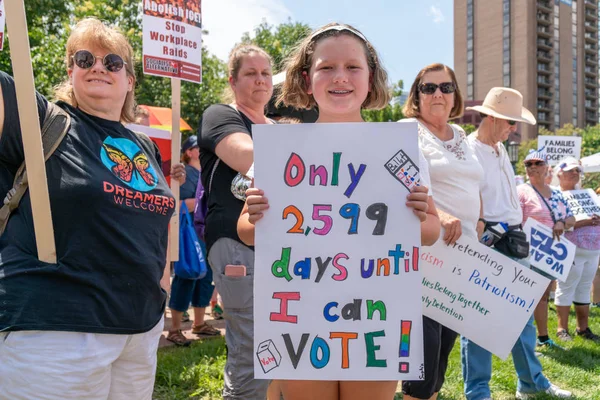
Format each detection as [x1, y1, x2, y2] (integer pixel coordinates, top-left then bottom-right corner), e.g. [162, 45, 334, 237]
[154, 337, 226, 400]
[154, 305, 600, 399]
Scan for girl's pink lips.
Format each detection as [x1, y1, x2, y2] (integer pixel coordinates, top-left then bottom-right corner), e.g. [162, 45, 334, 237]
[328, 89, 354, 95]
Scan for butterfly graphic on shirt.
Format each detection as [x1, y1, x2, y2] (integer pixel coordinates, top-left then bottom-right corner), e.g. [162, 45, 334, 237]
[102, 143, 157, 186]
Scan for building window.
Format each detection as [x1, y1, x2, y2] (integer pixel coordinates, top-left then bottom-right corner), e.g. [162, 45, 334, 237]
[503, 0, 511, 88]
[467, 0, 475, 100]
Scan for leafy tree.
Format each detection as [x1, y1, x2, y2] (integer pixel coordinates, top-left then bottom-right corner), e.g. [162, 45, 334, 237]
[0, 0, 72, 96]
[71, 0, 227, 133]
[362, 80, 404, 122]
[240, 20, 311, 73]
[515, 123, 600, 189]
[459, 124, 477, 134]
[1, 1, 227, 134]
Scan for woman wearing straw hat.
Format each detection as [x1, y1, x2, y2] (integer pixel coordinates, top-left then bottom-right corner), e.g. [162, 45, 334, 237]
[517, 149, 575, 349]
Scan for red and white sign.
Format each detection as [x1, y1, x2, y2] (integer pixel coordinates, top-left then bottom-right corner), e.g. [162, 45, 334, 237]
[143, 0, 202, 83]
[0, 0, 5, 51]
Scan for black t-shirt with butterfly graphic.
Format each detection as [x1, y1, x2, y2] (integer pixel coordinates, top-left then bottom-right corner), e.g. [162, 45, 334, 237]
[0, 72, 175, 334]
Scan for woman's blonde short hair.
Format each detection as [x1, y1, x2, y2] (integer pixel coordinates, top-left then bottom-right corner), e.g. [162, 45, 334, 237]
[221, 44, 273, 103]
[278, 22, 390, 111]
[54, 18, 137, 123]
[403, 63, 464, 120]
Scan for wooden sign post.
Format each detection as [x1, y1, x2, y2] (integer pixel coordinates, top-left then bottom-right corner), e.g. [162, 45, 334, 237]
[5, 0, 56, 263]
[170, 79, 181, 260]
[142, 0, 203, 262]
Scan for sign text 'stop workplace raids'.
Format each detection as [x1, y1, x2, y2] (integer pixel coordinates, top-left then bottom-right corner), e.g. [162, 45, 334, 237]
[142, 0, 202, 83]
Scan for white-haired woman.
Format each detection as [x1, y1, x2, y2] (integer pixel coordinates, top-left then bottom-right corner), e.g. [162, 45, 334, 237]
[517, 149, 575, 348]
[554, 157, 600, 342]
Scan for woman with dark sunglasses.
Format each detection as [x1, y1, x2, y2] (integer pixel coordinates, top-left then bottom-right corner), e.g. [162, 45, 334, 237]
[553, 157, 600, 343]
[517, 149, 575, 349]
[401, 63, 484, 400]
[0, 18, 185, 399]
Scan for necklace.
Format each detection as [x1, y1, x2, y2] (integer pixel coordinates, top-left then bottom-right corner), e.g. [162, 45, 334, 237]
[418, 122, 467, 161]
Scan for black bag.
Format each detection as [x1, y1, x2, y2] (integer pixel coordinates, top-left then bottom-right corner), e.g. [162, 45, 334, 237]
[494, 229, 530, 259]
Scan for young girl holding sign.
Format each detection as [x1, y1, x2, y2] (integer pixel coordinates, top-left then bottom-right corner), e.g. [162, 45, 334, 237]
[237, 23, 440, 400]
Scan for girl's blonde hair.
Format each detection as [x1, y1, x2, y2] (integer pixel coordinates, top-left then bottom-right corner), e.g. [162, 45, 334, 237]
[221, 44, 273, 103]
[278, 22, 390, 110]
[403, 63, 464, 119]
[54, 18, 137, 123]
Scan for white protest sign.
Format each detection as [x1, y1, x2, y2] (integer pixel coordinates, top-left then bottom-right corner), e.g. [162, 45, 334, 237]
[142, 0, 202, 83]
[142, 0, 202, 260]
[538, 135, 582, 166]
[0, 0, 5, 51]
[254, 122, 424, 381]
[563, 189, 600, 221]
[421, 236, 549, 359]
[523, 218, 576, 282]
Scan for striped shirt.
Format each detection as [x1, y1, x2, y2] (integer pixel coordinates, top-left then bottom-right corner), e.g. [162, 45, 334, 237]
[517, 184, 572, 228]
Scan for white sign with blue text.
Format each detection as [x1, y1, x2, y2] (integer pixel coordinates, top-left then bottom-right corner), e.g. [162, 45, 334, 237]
[562, 189, 600, 221]
[537, 135, 582, 166]
[523, 218, 575, 282]
[421, 235, 549, 359]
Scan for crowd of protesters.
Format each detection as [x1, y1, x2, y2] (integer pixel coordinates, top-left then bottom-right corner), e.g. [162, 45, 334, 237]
[2, 16, 600, 400]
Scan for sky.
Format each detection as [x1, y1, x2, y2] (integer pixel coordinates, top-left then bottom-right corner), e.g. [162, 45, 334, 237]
[202, 0, 454, 88]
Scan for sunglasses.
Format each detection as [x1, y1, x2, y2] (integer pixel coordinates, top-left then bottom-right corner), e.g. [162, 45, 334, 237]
[72, 50, 127, 73]
[507, 120, 517, 126]
[524, 160, 546, 168]
[418, 82, 456, 95]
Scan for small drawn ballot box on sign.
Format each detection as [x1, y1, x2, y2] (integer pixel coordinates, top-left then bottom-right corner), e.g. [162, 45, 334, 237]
[385, 150, 420, 191]
[256, 339, 282, 373]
